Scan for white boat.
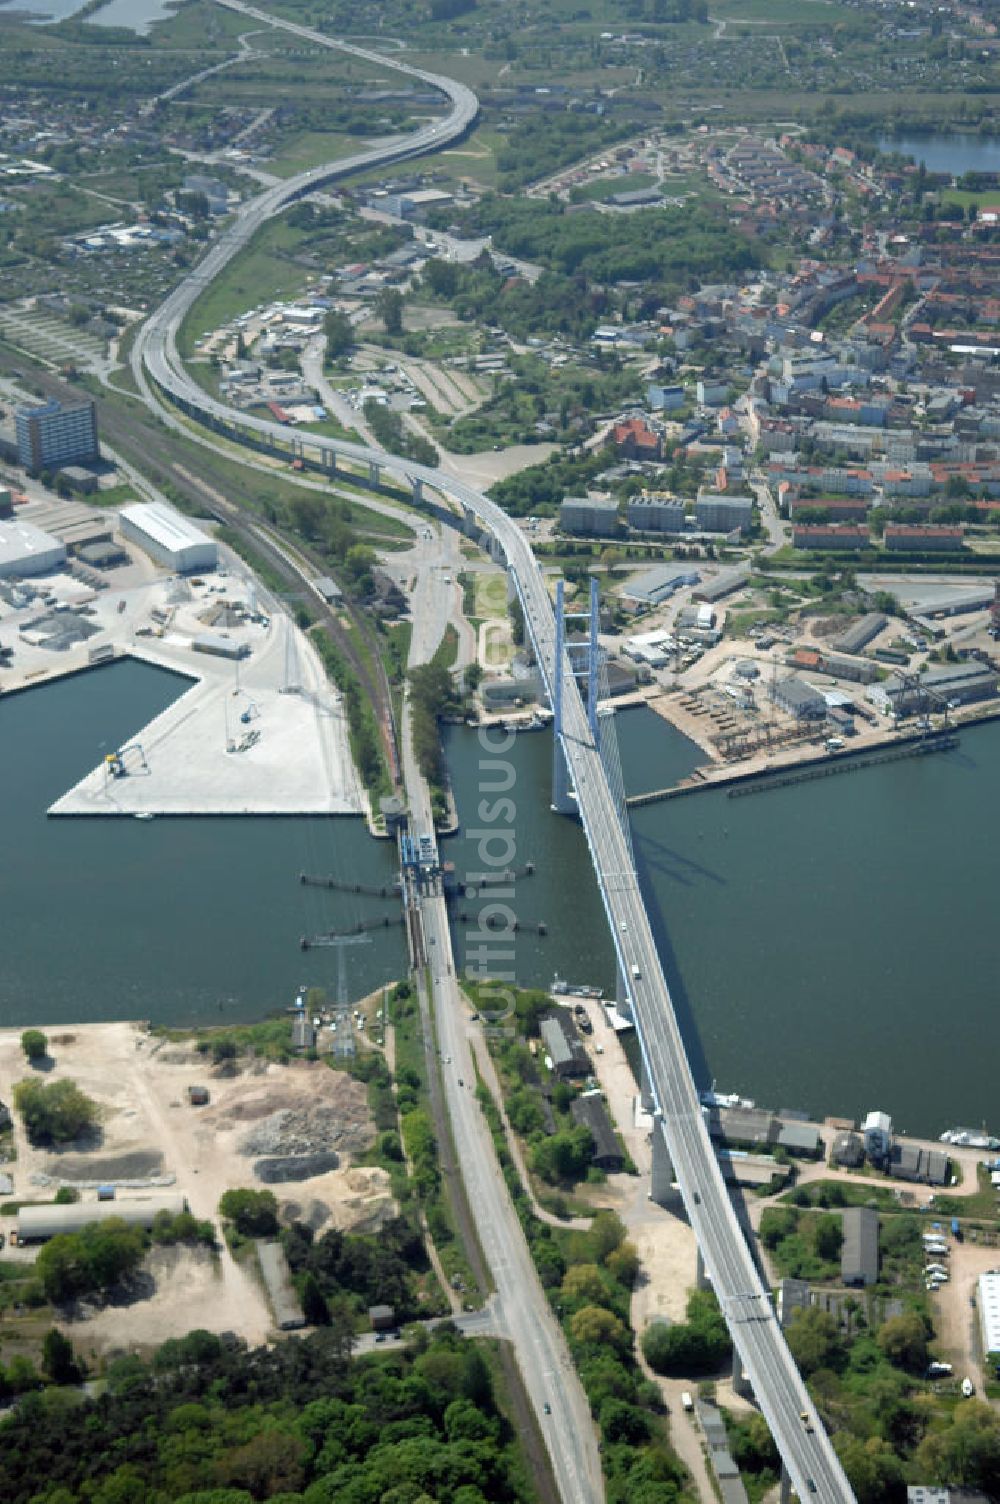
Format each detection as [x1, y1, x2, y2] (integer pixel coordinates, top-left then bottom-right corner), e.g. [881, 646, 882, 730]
[133, 812, 155, 821]
[962, 1377, 975, 1398]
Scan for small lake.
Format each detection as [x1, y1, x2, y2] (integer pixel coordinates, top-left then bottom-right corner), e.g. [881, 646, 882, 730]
[2, 0, 179, 28]
[877, 132, 1000, 178]
[89, 0, 181, 33]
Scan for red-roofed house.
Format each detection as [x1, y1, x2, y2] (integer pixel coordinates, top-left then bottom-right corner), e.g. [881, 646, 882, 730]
[612, 417, 662, 461]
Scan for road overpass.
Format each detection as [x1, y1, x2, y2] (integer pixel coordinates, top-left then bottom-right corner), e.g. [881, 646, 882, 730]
[133, 5, 855, 1499]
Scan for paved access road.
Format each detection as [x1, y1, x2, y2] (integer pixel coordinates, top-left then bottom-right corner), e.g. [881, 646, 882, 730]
[133, 4, 856, 1498]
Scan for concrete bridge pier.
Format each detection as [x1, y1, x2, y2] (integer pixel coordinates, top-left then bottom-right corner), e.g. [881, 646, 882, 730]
[696, 1246, 711, 1292]
[650, 1122, 680, 1208]
[732, 1346, 754, 1401]
[368, 460, 381, 488]
[780, 1464, 792, 1504]
[617, 960, 635, 1026]
[411, 476, 423, 504]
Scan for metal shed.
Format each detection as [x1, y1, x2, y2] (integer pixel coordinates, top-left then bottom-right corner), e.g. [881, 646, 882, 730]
[841, 1206, 879, 1287]
[16, 1194, 186, 1243]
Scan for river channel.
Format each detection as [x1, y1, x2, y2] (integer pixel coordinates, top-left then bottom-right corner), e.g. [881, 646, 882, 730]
[2, 664, 996, 1135]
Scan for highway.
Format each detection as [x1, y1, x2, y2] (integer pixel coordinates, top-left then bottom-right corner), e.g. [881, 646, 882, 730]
[133, 4, 856, 1499]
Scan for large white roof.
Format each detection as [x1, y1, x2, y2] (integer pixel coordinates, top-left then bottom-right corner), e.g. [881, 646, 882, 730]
[0, 519, 64, 569]
[980, 1272, 1000, 1354]
[119, 501, 211, 551]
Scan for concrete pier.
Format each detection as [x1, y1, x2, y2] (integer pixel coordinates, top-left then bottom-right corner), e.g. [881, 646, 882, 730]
[6, 564, 366, 819]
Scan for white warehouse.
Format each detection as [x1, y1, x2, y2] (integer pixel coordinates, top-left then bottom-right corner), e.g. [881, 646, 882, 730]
[0, 519, 67, 578]
[119, 502, 217, 573]
[16, 1194, 186, 1243]
[979, 1272, 1000, 1359]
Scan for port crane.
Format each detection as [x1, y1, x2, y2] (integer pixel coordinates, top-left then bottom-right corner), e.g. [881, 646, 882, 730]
[104, 742, 149, 780]
[893, 670, 953, 729]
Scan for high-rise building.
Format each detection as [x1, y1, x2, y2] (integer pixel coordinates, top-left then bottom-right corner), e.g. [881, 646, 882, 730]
[15, 399, 99, 473]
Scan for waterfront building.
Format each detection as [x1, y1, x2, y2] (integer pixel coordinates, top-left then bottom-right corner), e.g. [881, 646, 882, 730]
[867, 662, 999, 718]
[769, 675, 826, 720]
[862, 1109, 892, 1160]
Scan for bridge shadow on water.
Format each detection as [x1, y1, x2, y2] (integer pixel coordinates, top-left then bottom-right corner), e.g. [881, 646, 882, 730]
[631, 827, 722, 1096]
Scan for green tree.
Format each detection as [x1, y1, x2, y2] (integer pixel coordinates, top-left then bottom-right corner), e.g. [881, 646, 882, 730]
[324, 309, 354, 360]
[916, 1401, 1000, 1492]
[42, 1328, 82, 1385]
[36, 1219, 146, 1303]
[877, 1311, 928, 1372]
[13, 1078, 98, 1146]
[375, 287, 404, 335]
[813, 1213, 843, 1262]
[568, 1305, 629, 1353]
[785, 1306, 846, 1376]
[302, 1272, 329, 1326]
[217, 1189, 279, 1237]
[20, 1030, 47, 1063]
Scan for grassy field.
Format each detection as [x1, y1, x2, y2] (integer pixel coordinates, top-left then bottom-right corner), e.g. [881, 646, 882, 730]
[179, 216, 309, 352]
[437, 122, 504, 190]
[263, 130, 371, 178]
[570, 171, 658, 202]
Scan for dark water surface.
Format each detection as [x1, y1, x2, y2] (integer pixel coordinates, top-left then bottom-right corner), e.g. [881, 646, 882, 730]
[877, 132, 1000, 177]
[0, 661, 407, 1026]
[4, 668, 995, 1134]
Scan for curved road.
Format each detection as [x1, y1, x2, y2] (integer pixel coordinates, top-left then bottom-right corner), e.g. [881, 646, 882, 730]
[134, 4, 855, 1500]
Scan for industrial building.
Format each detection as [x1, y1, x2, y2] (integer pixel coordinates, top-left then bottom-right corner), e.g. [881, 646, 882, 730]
[0, 519, 67, 578]
[192, 633, 250, 661]
[888, 1142, 949, 1185]
[693, 568, 749, 603]
[257, 1239, 305, 1329]
[540, 1012, 591, 1078]
[119, 502, 218, 573]
[867, 661, 999, 718]
[16, 1193, 186, 1243]
[558, 496, 620, 536]
[624, 630, 673, 667]
[570, 1094, 624, 1172]
[696, 1399, 749, 1504]
[695, 493, 754, 534]
[832, 1131, 864, 1168]
[620, 564, 699, 609]
[862, 1109, 892, 1160]
[832, 613, 887, 655]
[770, 675, 827, 720]
[15, 398, 99, 473]
[626, 495, 686, 533]
[978, 1271, 1000, 1359]
[841, 1206, 880, 1287]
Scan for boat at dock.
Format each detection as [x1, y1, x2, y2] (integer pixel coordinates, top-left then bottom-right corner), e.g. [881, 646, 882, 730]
[700, 1087, 756, 1111]
[939, 1126, 1000, 1149]
[551, 976, 604, 999]
[133, 812, 155, 821]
